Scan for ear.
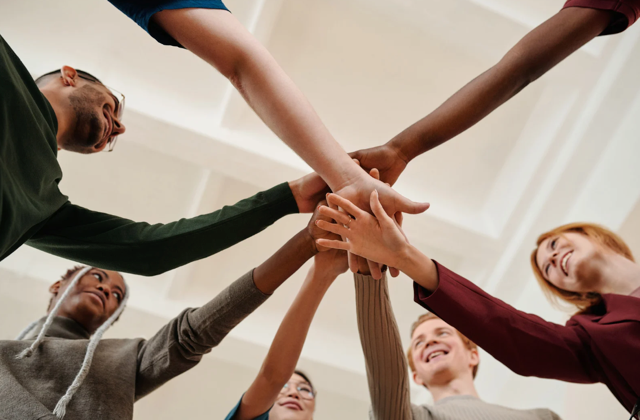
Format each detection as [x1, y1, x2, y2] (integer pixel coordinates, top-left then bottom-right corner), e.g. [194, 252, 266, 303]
[60, 66, 79, 87]
[469, 348, 480, 370]
[49, 280, 62, 295]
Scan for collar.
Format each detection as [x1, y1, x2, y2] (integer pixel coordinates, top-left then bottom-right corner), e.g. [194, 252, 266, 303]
[578, 293, 640, 324]
[23, 316, 91, 340]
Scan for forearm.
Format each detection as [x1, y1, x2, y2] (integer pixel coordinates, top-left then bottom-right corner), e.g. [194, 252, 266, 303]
[136, 271, 268, 398]
[239, 263, 333, 419]
[389, 8, 611, 162]
[253, 229, 317, 294]
[355, 273, 413, 420]
[233, 46, 361, 190]
[258, 263, 330, 385]
[155, 9, 362, 191]
[27, 183, 297, 276]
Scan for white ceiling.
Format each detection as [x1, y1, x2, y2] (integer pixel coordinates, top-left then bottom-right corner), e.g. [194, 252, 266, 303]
[1, 0, 639, 418]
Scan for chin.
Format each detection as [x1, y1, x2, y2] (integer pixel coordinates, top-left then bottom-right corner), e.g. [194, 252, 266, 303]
[269, 406, 309, 420]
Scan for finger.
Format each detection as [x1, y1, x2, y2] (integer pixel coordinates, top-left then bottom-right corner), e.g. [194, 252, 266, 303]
[395, 212, 404, 227]
[327, 193, 366, 219]
[356, 255, 370, 275]
[396, 192, 430, 215]
[349, 251, 359, 273]
[318, 205, 351, 225]
[389, 267, 400, 277]
[370, 190, 395, 227]
[315, 220, 350, 237]
[353, 158, 360, 166]
[367, 259, 382, 279]
[316, 239, 350, 251]
[369, 168, 380, 181]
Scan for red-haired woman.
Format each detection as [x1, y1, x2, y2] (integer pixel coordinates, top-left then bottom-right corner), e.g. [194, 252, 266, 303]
[314, 191, 640, 417]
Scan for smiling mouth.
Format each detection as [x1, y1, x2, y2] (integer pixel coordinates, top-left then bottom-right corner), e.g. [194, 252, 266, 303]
[280, 401, 302, 411]
[426, 350, 448, 363]
[561, 251, 573, 276]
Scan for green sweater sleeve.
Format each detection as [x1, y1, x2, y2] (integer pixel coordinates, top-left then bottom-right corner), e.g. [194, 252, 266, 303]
[26, 182, 298, 276]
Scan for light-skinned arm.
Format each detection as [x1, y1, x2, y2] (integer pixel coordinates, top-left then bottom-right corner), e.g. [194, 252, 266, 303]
[153, 8, 428, 217]
[234, 241, 348, 420]
[350, 7, 613, 185]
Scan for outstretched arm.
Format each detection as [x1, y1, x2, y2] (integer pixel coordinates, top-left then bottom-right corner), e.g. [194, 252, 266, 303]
[351, 7, 613, 184]
[233, 241, 348, 419]
[355, 271, 415, 420]
[153, 9, 428, 217]
[26, 172, 331, 276]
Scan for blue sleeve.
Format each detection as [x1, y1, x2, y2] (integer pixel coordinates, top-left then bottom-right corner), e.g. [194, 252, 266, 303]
[225, 395, 271, 420]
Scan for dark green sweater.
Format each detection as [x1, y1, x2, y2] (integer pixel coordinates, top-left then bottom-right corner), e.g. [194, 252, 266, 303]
[0, 35, 298, 275]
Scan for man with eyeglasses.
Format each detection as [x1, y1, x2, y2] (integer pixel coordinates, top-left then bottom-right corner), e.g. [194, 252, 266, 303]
[0, 34, 327, 275]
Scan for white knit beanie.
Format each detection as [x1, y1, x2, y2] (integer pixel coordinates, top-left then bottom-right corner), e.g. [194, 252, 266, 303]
[16, 266, 130, 419]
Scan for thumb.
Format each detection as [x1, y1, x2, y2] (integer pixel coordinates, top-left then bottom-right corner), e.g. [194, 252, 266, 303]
[397, 194, 430, 215]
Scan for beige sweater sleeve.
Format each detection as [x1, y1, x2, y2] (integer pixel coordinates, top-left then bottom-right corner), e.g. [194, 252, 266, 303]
[355, 273, 417, 420]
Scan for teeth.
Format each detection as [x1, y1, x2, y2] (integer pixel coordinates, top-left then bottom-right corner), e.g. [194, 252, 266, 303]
[428, 351, 445, 362]
[561, 252, 572, 275]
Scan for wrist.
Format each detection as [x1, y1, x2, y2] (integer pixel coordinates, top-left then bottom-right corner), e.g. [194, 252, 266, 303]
[298, 228, 320, 258]
[387, 137, 413, 164]
[288, 179, 302, 211]
[398, 245, 438, 291]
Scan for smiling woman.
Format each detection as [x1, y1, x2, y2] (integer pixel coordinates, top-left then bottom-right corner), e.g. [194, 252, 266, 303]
[531, 223, 636, 314]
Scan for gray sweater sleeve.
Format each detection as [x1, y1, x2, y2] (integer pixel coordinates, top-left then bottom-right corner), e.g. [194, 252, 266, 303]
[134, 270, 269, 399]
[354, 273, 420, 420]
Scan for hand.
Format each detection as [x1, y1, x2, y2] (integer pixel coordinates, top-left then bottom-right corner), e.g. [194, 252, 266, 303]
[307, 200, 349, 278]
[289, 172, 330, 213]
[334, 174, 428, 218]
[307, 200, 337, 252]
[313, 247, 349, 279]
[315, 191, 414, 279]
[349, 142, 408, 186]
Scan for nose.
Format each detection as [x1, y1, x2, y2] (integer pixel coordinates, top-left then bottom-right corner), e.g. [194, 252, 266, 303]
[111, 117, 126, 136]
[96, 284, 110, 300]
[286, 387, 301, 399]
[549, 249, 560, 267]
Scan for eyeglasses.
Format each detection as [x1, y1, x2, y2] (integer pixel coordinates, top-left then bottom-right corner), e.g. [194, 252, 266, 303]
[279, 382, 316, 400]
[72, 69, 125, 152]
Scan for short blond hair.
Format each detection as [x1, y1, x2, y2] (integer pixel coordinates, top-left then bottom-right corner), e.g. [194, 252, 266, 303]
[406, 312, 479, 378]
[530, 222, 634, 314]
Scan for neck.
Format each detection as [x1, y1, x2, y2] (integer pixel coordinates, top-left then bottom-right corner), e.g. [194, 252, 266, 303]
[598, 253, 640, 295]
[427, 375, 479, 403]
[39, 87, 70, 146]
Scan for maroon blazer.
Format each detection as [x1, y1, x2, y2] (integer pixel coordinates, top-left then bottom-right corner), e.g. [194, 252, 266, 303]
[563, 0, 640, 35]
[414, 261, 640, 413]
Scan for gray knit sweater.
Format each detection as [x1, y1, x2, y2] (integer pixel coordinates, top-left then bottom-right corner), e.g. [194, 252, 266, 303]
[0, 270, 268, 420]
[354, 273, 561, 420]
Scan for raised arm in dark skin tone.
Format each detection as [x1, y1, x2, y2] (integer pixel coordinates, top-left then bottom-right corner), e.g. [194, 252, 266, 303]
[350, 7, 613, 185]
